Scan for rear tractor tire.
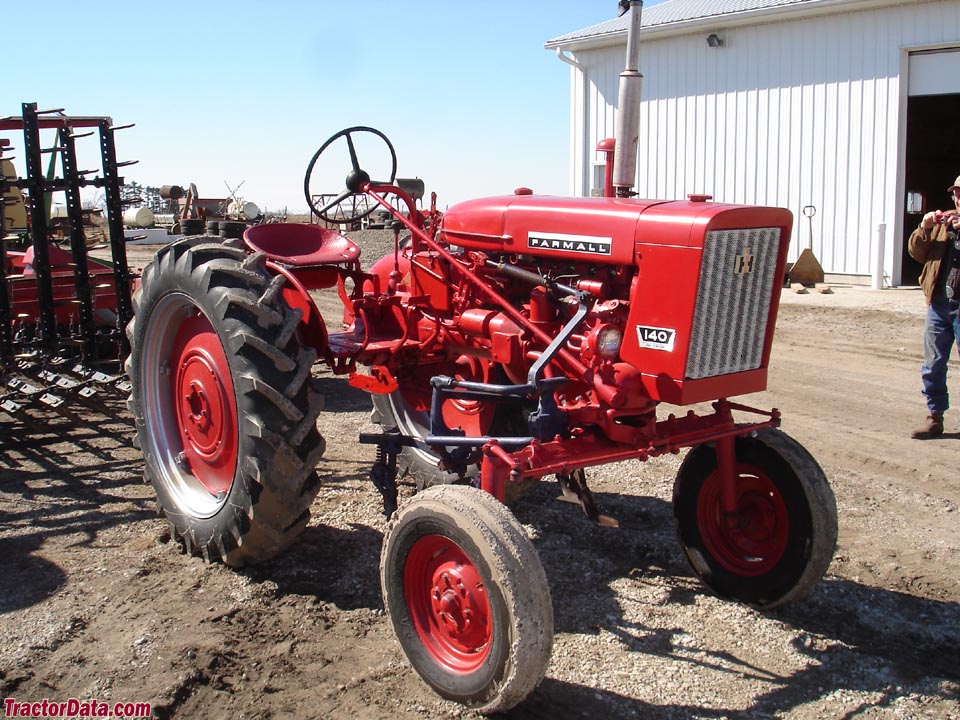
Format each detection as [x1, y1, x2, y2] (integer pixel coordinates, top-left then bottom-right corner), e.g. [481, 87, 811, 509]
[673, 427, 837, 609]
[381, 485, 553, 713]
[126, 238, 326, 566]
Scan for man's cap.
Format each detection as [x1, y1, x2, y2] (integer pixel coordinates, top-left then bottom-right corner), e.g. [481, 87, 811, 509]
[949, 175, 960, 192]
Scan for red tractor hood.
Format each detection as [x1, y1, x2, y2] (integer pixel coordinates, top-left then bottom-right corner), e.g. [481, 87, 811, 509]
[441, 195, 666, 265]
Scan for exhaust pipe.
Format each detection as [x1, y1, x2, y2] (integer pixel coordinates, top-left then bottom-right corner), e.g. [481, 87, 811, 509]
[613, 0, 644, 197]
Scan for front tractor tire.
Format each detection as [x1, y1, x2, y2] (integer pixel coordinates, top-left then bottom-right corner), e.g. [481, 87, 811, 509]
[126, 238, 326, 566]
[673, 427, 837, 609]
[381, 485, 553, 713]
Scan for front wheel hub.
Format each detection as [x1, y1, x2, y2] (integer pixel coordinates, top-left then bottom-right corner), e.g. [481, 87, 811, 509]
[431, 570, 484, 644]
[406, 535, 492, 673]
[698, 468, 789, 576]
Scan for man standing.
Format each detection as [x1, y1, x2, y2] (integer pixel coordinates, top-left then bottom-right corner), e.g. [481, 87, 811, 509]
[908, 175, 960, 438]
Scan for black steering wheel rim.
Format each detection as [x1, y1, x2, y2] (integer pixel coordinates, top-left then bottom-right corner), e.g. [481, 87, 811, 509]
[303, 126, 397, 224]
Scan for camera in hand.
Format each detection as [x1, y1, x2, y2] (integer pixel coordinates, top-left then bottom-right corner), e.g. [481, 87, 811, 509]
[945, 227, 960, 299]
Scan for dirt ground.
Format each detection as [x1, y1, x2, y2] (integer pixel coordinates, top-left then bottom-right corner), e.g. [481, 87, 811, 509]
[1, 243, 958, 719]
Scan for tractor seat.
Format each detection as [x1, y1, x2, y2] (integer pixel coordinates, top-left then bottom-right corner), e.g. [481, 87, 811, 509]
[243, 223, 360, 267]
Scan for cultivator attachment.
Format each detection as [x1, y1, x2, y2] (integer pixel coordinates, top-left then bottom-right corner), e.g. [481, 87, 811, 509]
[0, 103, 138, 429]
[556, 469, 619, 527]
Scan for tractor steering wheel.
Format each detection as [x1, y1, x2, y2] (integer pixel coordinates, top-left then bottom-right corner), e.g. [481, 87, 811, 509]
[303, 126, 398, 224]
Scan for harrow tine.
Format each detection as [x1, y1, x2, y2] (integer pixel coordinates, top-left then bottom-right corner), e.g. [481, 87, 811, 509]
[0, 397, 22, 416]
[0, 394, 52, 435]
[10, 368, 103, 426]
[39, 391, 66, 408]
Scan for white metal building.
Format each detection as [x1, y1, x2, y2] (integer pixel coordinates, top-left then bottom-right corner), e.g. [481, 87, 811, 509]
[546, 0, 960, 286]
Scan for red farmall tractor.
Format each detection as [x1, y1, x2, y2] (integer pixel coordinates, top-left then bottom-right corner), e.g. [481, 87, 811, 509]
[125, 3, 837, 712]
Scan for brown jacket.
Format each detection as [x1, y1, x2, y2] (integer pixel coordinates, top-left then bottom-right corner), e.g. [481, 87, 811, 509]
[908, 221, 950, 304]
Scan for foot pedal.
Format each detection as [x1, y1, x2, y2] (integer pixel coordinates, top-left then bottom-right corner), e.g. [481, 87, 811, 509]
[556, 470, 619, 527]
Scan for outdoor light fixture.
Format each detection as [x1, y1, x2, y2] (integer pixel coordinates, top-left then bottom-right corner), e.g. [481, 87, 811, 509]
[706, 33, 724, 48]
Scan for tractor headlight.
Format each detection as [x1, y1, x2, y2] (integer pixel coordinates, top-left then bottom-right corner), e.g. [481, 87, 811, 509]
[592, 324, 622, 360]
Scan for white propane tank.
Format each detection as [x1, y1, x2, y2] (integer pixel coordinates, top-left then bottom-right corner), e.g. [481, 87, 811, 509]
[123, 206, 156, 228]
[228, 199, 260, 220]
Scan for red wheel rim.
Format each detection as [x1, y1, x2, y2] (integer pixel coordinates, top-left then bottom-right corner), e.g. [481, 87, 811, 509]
[398, 357, 494, 437]
[697, 465, 789, 576]
[440, 392, 489, 437]
[404, 535, 492, 673]
[171, 312, 238, 497]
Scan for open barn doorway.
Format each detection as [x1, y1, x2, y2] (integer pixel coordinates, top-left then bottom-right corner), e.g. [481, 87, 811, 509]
[901, 50, 960, 285]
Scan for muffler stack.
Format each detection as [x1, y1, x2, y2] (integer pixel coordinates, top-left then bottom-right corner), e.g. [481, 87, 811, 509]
[613, 0, 644, 197]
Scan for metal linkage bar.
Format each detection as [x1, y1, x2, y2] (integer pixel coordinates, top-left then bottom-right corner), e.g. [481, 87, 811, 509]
[0, 111, 104, 133]
[0, 238, 10, 361]
[20, 102, 58, 351]
[0, 144, 11, 360]
[58, 126, 97, 357]
[97, 119, 133, 349]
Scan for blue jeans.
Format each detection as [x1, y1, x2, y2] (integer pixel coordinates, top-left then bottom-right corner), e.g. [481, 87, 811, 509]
[922, 295, 960, 416]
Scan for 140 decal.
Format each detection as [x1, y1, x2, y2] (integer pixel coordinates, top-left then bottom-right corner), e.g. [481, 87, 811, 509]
[636, 325, 676, 352]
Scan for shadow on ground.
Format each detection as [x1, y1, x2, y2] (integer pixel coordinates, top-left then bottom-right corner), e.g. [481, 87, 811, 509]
[506, 482, 960, 718]
[0, 399, 152, 612]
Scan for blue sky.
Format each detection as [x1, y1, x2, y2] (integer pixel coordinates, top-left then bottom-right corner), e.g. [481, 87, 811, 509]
[2, 1, 645, 214]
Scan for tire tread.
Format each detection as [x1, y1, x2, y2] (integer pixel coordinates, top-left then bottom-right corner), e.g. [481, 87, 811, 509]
[125, 238, 325, 567]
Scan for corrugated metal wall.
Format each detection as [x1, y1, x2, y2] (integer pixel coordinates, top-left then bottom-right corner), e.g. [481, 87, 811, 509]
[571, 0, 960, 280]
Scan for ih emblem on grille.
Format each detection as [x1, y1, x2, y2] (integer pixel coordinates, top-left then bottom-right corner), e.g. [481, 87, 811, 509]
[734, 247, 755, 274]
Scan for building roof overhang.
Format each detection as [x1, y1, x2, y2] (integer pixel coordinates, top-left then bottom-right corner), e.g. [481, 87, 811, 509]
[545, 0, 916, 52]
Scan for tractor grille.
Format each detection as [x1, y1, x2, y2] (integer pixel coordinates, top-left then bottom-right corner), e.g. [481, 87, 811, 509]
[685, 228, 780, 380]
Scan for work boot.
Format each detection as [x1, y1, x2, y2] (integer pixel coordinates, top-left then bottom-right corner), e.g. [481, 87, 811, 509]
[911, 414, 944, 439]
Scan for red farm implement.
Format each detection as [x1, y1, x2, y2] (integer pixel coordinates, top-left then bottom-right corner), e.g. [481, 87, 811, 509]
[125, 2, 837, 712]
[0, 103, 137, 425]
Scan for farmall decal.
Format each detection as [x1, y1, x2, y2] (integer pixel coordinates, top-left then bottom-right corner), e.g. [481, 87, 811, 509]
[527, 231, 612, 256]
[636, 325, 676, 352]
